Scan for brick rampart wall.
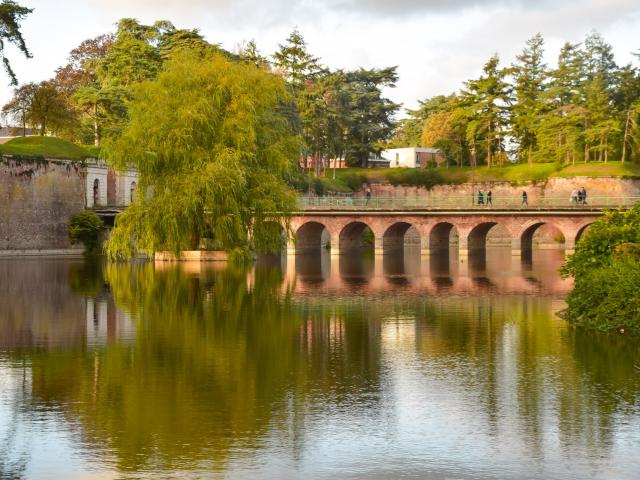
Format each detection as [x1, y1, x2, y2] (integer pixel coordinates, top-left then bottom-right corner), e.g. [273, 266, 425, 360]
[0, 156, 86, 251]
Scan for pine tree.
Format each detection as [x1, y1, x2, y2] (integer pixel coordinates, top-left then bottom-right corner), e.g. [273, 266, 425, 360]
[272, 29, 323, 90]
[461, 55, 511, 167]
[585, 73, 618, 163]
[511, 33, 548, 165]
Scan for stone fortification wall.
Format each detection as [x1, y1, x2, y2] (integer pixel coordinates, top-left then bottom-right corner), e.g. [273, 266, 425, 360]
[366, 176, 640, 202]
[0, 156, 86, 253]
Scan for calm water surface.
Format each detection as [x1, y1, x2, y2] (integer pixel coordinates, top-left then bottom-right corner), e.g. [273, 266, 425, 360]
[0, 249, 639, 479]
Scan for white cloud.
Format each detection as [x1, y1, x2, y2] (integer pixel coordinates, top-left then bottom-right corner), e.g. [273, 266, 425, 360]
[1, 0, 639, 119]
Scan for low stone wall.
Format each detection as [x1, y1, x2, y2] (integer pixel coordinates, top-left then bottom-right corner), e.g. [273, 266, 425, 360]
[155, 251, 228, 262]
[0, 156, 86, 252]
[366, 176, 640, 202]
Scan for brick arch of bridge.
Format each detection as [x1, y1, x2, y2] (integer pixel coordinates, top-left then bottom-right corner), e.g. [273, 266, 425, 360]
[289, 214, 600, 255]
[514, 217, 594, 253]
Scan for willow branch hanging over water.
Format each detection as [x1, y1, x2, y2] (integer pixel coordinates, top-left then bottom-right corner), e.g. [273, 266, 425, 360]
[104, 52, 300, 260]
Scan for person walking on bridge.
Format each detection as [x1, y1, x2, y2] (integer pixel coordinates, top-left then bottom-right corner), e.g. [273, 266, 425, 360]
[478, 190, 484, 206]
[581, 187, 587, 205]
[487, 190, 493, 206]
[521, 190, 528, 207]
[365, 185, 371, 205]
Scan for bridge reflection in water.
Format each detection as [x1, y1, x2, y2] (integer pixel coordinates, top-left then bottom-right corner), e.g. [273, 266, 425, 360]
[287, 247, 571, 297]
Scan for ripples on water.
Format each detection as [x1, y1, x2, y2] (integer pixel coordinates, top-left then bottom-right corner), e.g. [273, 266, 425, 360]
[0, 249, 639, 479]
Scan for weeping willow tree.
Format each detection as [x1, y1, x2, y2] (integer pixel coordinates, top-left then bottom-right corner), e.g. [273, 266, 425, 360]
[105, 51, 300, 260]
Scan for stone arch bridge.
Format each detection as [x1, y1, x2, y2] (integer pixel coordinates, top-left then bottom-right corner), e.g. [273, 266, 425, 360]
[288, 210, 598, 257]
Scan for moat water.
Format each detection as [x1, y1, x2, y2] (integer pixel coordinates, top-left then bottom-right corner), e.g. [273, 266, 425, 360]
[0, 249, 639, 479]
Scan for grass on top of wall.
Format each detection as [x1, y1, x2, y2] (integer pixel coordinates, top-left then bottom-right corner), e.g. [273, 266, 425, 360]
[0, 136, 91, 161]
[315, 161, 640, 192]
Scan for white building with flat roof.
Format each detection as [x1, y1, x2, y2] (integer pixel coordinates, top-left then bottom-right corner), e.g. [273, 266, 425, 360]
[381, 147, 444, 168]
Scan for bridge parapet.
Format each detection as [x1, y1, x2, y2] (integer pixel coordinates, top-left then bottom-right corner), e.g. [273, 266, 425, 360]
[298, 195, 640, 211]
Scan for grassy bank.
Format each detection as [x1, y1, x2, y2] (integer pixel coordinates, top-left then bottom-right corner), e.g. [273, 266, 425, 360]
[0, 136, 91, 161]
[311, 162, 640, 193]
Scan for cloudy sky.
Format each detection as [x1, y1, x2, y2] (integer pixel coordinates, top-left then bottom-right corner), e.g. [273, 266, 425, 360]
[1, 0, 640, 114]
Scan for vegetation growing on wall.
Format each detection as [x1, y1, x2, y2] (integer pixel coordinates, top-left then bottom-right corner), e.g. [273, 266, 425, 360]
[68, 211, 104, 255]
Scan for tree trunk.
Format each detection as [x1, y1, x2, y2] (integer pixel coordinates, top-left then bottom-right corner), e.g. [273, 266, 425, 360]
[584, 118, 589, 163]
[93, 102, 101, 146]
[599, 137, 603, 162]
[621, 109, 632, 163]
[528, 144, 532, 167]
[487, 120, 492, 168]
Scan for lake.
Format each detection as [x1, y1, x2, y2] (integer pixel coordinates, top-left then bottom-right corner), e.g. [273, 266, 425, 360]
[0, 248, 639, 479]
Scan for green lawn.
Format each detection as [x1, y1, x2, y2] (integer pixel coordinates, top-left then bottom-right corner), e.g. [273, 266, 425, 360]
[0, 136, 91, 161]
[316, 161, 640, 192]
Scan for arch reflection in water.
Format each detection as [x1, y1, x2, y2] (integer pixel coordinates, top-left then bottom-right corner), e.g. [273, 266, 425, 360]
[339, 250, 375, 286]
[382, 248, 420, 286]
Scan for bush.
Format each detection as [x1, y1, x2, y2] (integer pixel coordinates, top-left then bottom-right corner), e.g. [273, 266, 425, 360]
[69, 211, 104, 255]
[384, 168, 446, 189]
[561, 257, 640, 334]
[561, 204, 640, 333]
[341, 172, 368, 191]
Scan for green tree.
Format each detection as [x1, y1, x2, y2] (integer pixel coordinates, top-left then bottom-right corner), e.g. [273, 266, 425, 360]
[2, 80, 74, 135]
[612, 65, 640, 163]
[510, 33, 548, 165]
[272, 29, 323, 90]
[0, 0, 32, 85]
[105, 52, 300, 260]
[536, 42, 588, 164]
[239, 39, 270, 69]
[343, 67, 400, 166]
[68, 211, 104, 255]
[273, 29, 324, 174]
[54, 34, 117, 144]
[96, 18, 163, 86]
[461, 54, 511, 167]
[392, 94, 455, 148]
[585, 73, 618, 163]
[1, 81, 35, 134]
[28, 80, 75, 135]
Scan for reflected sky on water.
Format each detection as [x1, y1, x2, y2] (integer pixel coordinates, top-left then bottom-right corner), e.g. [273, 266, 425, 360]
[0, 249, 639, 479]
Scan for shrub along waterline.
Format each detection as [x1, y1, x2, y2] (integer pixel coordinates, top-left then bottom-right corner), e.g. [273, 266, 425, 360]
[560, 205, 640, 334]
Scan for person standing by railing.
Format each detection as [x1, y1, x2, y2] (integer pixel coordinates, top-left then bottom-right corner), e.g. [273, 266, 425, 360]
[571, 189, 579, 205]
[581, 187, 587, 205]
[365, 185, 371, 205]
[522, 190, 528, 207]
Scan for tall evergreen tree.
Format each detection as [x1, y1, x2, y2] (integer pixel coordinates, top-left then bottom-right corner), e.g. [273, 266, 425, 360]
[343, 67, 400, 167]
[272, 29, 323, 90]
[510, 33, 548, 165]
[461, 54, 511, 167]
[584, 72, 618, 163]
